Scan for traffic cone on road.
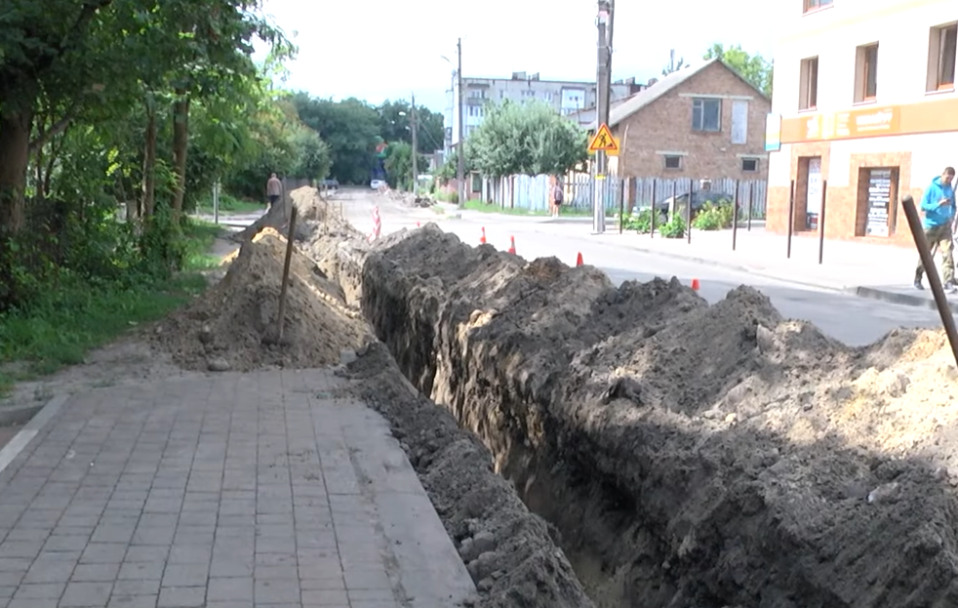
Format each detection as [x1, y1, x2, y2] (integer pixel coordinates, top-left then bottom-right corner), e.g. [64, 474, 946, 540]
[480, 227, 487, 244]
[416, 222, 420, 227]
[691, 278, 700, 291]
[508, 236, 516, 255]
[576, 252, 584, 267]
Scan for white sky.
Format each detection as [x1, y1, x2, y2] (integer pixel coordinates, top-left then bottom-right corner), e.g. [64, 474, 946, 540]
[260, 0, 776, 112]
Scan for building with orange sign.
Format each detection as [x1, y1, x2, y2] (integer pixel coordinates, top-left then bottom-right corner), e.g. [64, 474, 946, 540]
[765, 0, 958, 244]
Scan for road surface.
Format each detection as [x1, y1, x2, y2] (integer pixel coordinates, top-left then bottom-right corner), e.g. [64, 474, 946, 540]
[337, 189, 942, 347]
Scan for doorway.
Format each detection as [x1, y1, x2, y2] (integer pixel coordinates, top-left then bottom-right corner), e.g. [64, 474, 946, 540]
[804, 156, 823, 231]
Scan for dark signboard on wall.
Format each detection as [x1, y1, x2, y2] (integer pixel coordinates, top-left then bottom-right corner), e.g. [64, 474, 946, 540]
[866, 168, 892, 237]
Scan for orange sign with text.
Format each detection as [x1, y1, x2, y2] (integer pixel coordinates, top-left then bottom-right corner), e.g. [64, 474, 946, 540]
[779, 96, 958, 144]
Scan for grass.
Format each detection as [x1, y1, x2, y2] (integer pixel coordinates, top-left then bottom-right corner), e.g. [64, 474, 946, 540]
[461, 199, 591, 217]
[194, 192, 265, 215]
[0, 220, 225, 397]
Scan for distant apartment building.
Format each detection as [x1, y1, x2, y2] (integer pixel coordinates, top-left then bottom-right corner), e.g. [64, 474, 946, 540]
[765, 0, 958, 244]
[446, 72, 643, 150]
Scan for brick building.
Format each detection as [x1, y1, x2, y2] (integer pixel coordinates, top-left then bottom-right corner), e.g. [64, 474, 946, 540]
[765, 0, 958, 245]
[602, 59, 771, 179]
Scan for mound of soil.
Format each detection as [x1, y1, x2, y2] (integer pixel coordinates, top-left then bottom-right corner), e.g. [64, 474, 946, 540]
[156, 228, 368, 371]
[360, 224, 958, 608]
[338, 341, 594, 608]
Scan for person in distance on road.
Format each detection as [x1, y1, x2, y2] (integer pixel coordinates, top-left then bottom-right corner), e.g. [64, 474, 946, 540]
[266, 173, 283, 210]
[914, 166, 956, 292]
[551, 177, 564, 218]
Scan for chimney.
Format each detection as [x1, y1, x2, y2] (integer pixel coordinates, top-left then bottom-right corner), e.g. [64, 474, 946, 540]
[647, 78, 659, 87]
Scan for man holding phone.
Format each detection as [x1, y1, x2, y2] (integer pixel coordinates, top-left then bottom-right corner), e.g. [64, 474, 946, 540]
[915, 166, 956, 292]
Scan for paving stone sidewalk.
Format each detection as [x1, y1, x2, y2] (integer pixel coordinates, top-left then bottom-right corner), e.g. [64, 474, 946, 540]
[0, 370, 476, 608]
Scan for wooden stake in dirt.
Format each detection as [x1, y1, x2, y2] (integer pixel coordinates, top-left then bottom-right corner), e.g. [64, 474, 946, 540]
[902, 194, 958, 368]
[277, 206, 298, 344]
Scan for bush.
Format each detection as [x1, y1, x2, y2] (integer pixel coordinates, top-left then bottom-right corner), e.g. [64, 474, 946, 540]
[625, 209, 653, 233]
[692, 200, 735, 231]
[660, 214, 686, 239]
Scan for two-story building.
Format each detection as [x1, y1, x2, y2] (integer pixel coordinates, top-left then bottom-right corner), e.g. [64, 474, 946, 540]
[602, 59, 771, 180]
[765, 0, 958, 244]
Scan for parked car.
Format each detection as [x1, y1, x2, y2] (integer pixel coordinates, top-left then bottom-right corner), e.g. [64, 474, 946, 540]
[320, 178, 339, 190]
[370, 179, 385, 190]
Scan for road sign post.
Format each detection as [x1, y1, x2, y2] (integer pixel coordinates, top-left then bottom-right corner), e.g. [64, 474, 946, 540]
[588, 123, 619, 234]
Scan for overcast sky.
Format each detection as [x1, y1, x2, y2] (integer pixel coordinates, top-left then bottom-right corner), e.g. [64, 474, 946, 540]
[260, 0, 776, 112]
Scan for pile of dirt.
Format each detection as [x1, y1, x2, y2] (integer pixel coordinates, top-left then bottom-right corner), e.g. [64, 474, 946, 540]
[338, 342, 594, 608]
[359, 224, 958, 608]
[155, 227, 368, 372]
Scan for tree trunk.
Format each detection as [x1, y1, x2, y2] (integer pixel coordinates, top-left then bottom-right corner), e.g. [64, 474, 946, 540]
[171, 93, 190, 218]
[142, 100, 157, 219]
[0, 109, 33, 235]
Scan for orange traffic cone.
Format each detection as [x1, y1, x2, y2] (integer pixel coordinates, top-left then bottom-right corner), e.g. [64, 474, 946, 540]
[576, 252, 584, 267]
[480, 227, 487, 244]
[691, 278, 700, 291]
[416, 222, 420, 227]
[508, 236, 516, 255]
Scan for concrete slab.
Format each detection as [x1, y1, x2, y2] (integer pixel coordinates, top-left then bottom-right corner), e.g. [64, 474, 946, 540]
[0, 370, 477, 608]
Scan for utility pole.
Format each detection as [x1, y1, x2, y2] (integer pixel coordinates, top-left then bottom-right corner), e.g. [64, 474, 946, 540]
[592, 0, 613, 234]
[456, 37, 465, 209]
[411, 93, 418, 195]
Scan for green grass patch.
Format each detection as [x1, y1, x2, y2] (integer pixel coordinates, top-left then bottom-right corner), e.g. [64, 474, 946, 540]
[195, 192, 265, 215]
[0, 273, 207, 392]
[0, 220, 223, 396]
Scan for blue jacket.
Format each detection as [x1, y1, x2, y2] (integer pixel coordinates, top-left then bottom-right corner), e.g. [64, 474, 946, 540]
[921, 176, 956, 229]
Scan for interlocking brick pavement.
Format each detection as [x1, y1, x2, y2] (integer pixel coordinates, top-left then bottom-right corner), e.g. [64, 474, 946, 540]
[0, 370, 476, 608]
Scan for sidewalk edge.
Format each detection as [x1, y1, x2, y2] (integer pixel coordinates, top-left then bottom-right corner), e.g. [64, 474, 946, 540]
[0, 393, 69, 475]
[852, 286, 958, 313]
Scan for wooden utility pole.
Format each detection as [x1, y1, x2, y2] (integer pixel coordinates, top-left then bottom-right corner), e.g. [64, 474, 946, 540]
[411, 93, 419, 195]
[457, 37, 465, 209]
[592, 0, 613, 234]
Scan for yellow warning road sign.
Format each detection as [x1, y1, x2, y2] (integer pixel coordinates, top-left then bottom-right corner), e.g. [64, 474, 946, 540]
[588, 123, 619, 153]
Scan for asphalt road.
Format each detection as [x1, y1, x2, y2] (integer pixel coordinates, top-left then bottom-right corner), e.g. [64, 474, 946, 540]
[337, 189, 942, 347]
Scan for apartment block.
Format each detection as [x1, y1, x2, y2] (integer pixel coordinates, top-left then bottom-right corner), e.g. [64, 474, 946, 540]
[447, 72, 642, 148]
[765, 0, 958, 244]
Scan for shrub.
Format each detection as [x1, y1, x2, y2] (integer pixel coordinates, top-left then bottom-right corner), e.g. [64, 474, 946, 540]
[625, 209, 653, 233]
[660, 214, 686, 239]
[692, 199, 735, 231]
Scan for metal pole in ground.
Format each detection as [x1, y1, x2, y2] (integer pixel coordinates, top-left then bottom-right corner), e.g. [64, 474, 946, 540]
[902, 195, 958, 368]
[618, 178, 625, 234]
[686, 178, 693, 243]
[747, 180, 754, 231]
[277, 206, 298, 345]
[818, 180, 828, 264]
[787, 179, 795, 259]
[732, 179, 739, 251]
[411, 93, 418, 196]
[456, 38, 465, 210]
[592, 0, 612, 234]
[650, 179, 657, 238]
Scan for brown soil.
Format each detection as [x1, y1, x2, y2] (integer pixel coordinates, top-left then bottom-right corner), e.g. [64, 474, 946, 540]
[357, 224, 958, 608]
[155, 227, 368, 372]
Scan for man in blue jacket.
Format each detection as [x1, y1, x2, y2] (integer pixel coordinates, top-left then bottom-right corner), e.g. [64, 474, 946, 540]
[915, 167, 956, 292]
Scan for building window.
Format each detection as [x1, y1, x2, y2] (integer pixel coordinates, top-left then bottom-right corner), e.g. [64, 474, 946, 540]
[522, 90, 535, 98]
[803, 0, 832, 13]
[854, 43, 879, 103]
[742, 158, 760, 172]
[799, 57, 819, 110]
[928, 23, 957, 91]
[692, 98, 721, 132]
[664, 155, 682, 170]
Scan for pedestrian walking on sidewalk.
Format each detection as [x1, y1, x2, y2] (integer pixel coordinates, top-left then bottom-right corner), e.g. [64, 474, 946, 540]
[551, 178, 564, 218]
[914, 166, 956, 292]
[266, 173, 283, 210]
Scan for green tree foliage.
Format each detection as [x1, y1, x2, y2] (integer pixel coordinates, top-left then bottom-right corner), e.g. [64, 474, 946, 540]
[292, 95, 381, 185]
[468, 101, 587, 178]
[383, 142, 427, 190]
[377, 100, 445, 154]
[704, 43, 773, 96]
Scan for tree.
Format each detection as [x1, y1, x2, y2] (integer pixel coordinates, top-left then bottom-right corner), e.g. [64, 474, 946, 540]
[292, 95, 381, 185]
[376, 100, 445, 155]
[662, 54, 686, 76]
[383, 141, 426, 190]
[704, 43, 773, 96]
[468, 101, 587, 178]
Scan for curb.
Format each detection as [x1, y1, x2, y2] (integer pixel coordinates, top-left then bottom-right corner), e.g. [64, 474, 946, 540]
[0, 394, 69, 475]
[852, 286, 956, 313]
[0, 403, 45, 427]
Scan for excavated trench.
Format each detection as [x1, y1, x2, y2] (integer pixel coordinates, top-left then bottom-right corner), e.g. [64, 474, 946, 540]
[347, 225, 958, 608]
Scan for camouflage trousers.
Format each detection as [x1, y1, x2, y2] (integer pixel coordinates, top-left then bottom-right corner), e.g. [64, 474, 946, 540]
[916, 223, 955, 284]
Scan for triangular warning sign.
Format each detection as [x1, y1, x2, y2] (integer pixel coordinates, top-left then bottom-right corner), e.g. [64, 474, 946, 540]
[588, 123, 619, 153]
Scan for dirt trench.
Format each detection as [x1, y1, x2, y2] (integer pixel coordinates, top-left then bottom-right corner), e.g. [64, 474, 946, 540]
[357, 224, 958, 608]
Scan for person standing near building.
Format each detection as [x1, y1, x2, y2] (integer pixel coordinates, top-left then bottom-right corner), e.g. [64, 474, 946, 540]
[266, 173, 283, 210]
[551, 178, 564, 218]
[914, 166, 956, 292]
